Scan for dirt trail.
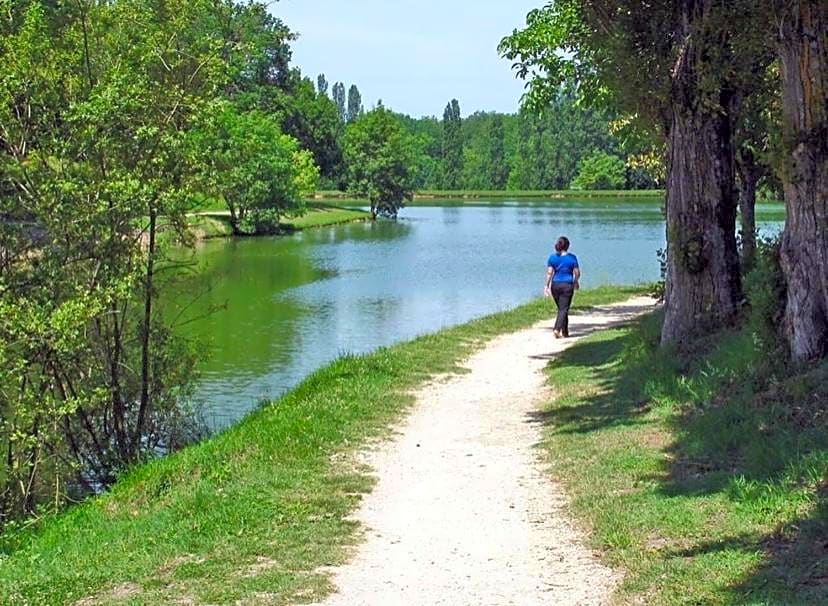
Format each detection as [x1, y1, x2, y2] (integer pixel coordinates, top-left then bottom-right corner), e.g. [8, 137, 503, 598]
[310, 297, 657, 606]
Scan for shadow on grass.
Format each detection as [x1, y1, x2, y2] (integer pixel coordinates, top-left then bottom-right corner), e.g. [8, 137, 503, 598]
[534, 311, 828, 603]
[527, 325, 652, 435]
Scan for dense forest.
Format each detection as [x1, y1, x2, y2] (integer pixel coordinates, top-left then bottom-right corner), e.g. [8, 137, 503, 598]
[309, 77, 666, 195]
[393, 98, 662, 192]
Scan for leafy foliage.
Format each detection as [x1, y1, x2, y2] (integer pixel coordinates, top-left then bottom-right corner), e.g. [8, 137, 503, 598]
[441, 99, 463, 189]
[0, 0, 230, 521]
[342, 106, 414, 218]
[190, 105, 318, 234]
[346, 84, 364, 123]
[570, 151, 626, 190]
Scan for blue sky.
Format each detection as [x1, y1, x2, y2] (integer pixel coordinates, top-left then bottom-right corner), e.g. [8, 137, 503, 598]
[274, 0, 541, 118]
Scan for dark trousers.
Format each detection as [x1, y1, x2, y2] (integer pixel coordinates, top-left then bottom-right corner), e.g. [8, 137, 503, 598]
[551, 282, 575, 336]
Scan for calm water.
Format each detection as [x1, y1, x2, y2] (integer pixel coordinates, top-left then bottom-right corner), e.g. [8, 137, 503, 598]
[166, 199, 785, 426]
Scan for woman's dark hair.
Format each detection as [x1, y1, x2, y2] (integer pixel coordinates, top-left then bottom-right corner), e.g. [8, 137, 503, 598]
[555, 236, 571, 253]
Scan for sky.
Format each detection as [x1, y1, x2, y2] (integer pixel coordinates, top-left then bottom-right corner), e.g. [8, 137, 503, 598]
[273, 0, 541, 118]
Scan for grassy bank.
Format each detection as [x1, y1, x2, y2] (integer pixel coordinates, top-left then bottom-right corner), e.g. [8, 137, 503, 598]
[186, 203, 369, 240]
[315, 189, 665, 201]
[537, 313, 827, 604]
[0, 286, 646, 606]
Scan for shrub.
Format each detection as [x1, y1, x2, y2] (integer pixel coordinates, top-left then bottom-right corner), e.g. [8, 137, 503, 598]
[570, 151, 626, 190]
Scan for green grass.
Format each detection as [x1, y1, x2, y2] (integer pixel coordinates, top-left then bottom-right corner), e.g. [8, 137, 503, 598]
[184, 203, 369, 240]
[281, 204, 368, 230]
[536, 312, 827, 605]
[0, 286, 647, 606]
[186, 214, 234, 239]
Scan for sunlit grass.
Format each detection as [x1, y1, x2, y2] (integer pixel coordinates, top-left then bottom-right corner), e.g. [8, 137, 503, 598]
[0, 286, 647, 605]
[282, 204, 368, 230]
[537, 313, 827, 605]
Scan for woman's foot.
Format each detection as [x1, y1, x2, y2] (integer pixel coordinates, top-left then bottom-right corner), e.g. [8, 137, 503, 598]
[553, 329, 562, 339]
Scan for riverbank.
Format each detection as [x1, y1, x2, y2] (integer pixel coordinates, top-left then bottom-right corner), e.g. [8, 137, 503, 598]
[186, 203, 370, 240]
[0, 286, 646, 605]
[3, 285, 821, 605]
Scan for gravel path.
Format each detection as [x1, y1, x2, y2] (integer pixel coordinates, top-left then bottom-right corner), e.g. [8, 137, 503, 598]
[311, 297, 656, 606]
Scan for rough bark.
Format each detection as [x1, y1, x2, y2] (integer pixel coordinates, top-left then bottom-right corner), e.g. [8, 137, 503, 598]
[661, 0, 742, 345]
[777, 0, 828, 361]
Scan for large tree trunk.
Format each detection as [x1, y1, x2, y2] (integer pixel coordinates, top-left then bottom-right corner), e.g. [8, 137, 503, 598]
[661, 1, 742, 346]
[777, 0, 828, 361]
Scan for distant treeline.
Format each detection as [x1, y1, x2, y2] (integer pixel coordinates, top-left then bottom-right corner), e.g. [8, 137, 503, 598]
[313, 85, 665, 193]
[393, 97, 663, 192]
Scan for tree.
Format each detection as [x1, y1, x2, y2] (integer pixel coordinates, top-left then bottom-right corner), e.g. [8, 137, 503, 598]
[278, 76, 342, 180]
[441, 99, 463, 189]
[0, 0, 229, 516]
[346, 84, 363, 123]
[396, 113, 443, 189]
[317, 73, 329, 95]
[734, 70, 778, 273]
[217, 1, 295, 104]
[775, 0, 828, 360]
[332, 82, 346, 122]
[571, 151, 626, 190]
[507, 91, 618, 190]
[501, 1, 771, 346]
[191, 105, 319, 234]
[488, 115, 509, 189]
[342, 107, 414, 218]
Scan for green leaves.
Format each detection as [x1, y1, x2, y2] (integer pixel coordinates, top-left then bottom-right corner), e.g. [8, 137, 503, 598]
[0, 0, 242, 520]
[570, 151, 626, 190]
[342, 107, 414, 218]
[190, 103, 318, 234]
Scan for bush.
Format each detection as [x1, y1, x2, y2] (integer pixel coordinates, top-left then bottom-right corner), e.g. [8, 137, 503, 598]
[570, 151, 626, 190]
[743, 235, 786, 357]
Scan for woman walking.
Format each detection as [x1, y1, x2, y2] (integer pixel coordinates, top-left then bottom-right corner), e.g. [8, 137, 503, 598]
[544, 236, 580, 338]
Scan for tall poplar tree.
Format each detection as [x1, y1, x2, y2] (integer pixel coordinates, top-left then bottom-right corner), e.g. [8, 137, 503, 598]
[332, 82, 346, 122]
[441, 99, 463, 189]
[316, 73, 329, 95]
[488, 115, 508, 189]
[346, 84, 364, 122]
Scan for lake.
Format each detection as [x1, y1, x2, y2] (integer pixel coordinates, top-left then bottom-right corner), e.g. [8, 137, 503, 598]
[166, 198, 785, 426]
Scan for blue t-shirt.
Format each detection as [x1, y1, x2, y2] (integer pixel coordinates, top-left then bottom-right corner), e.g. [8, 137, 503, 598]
[547, 252, 579, 283]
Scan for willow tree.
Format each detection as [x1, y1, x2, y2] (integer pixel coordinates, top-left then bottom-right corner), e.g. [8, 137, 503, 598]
[775, 0, 828, 360]
[501, 1, 771, 346]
